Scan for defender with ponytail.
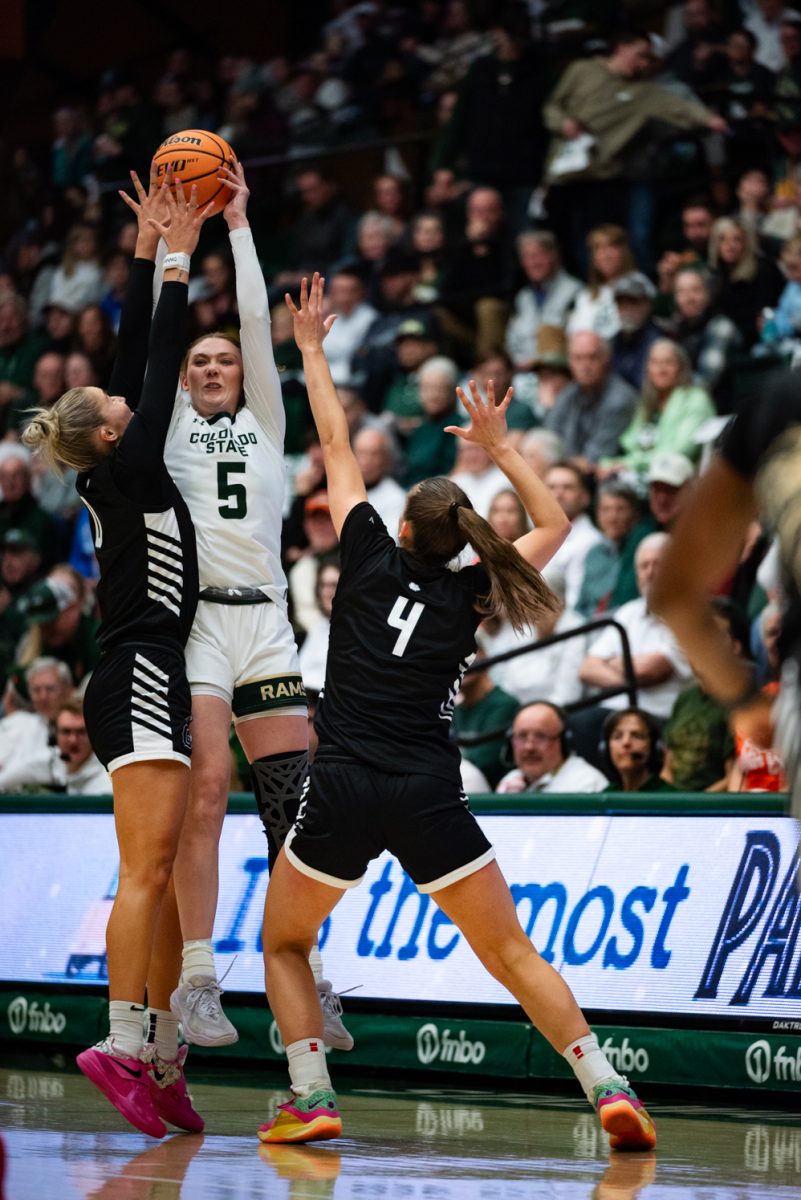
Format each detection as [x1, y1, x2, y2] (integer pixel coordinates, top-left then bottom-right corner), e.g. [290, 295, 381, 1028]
[256, 273, 657, 1155]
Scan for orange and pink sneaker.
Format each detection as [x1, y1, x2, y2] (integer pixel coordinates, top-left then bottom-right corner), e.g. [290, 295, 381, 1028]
[77, 1040, 166, 1138]
[145, 1044, 205, 1133]
[258, 1088, 342, 1144]
[592, 1080, 657, 1151]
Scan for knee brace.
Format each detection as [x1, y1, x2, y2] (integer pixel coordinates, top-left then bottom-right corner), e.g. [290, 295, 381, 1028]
[251, 749, 309, 870]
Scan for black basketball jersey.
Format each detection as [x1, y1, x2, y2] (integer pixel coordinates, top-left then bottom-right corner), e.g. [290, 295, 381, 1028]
[315, 502, 490, 780]
[77, 268, 198, 651]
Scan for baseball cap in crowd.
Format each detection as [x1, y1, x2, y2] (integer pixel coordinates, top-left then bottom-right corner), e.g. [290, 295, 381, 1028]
[647, 453, 695, 488]
[21, 576, 78, 625]
[394, 316, 435, 342]
[304, 491, 331, 517]
[531, 325, 569, 372]
[613, 272, 657, 302]
[2, 529, 40, 553]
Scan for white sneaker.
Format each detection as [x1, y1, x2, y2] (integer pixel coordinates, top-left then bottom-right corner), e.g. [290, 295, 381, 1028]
[170, 976, 239, 1047]
[317, 980, 354, 1051]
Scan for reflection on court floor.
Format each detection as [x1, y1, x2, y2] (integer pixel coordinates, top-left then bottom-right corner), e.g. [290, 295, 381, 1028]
[2, 1066, 800, 1199]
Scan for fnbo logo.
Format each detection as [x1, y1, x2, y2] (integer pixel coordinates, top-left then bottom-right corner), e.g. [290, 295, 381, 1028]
[8, 997, 27, 1035]
[745, 1039, 772, 1084]
[416, 1022, 486, 1066]
[7, 996, 66, 1036]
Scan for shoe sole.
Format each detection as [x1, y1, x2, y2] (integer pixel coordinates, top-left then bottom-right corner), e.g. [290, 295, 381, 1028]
[600, 1099, 657, 1152]
[325, 1034, 354, 1051]
[257, 1114, 342, 1144]
[77, 1052, 166, 1138]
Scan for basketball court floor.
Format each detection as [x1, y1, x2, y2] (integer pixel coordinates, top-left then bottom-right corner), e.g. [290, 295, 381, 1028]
[2, 1061, 800, 1199]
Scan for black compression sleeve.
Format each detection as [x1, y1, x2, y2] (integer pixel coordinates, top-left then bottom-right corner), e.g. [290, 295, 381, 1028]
[114, 280, 187, 477]
[108, 257, 156, 410]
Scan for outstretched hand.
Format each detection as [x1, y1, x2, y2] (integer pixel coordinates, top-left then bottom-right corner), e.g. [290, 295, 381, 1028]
[445, 379, 511, 452]
[146, 177, 215, 258]
[118, 167, 169, 253]
[219, 160, 249, 230]
[285, 273, 337, 353]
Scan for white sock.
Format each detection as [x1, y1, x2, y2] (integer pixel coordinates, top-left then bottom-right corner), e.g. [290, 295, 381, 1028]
[108, 1001, 145, 1059]
[146, 1007, 180, 1061]
[181, 939, 216, 985]
[563, 1033, 622, 1102]
[308, 944, 324, 986]
[286, 1036, 331, 1098]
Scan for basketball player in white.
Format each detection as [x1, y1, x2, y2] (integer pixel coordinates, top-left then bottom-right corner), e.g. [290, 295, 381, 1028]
[163, 163, 350, 1049]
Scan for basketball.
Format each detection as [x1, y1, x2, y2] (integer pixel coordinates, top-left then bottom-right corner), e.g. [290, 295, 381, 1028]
[152, 129, 236, 215]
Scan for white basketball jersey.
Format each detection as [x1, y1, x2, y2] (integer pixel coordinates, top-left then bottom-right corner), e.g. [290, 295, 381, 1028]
[163, 227, 289, 602]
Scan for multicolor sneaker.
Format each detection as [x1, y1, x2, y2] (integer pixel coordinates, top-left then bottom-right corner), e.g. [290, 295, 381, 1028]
[592, 1079, 657, 1151]
[257, 1088, 342, 1144]
[77, 1039, 166, 1138]
[317, 981, 354, 1051]
[144, 1044, 205, 1132]
[170, 976, 239, 1047]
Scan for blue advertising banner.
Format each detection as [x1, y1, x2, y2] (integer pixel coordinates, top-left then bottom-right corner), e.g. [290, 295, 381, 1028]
[1, 812, 799, 1022]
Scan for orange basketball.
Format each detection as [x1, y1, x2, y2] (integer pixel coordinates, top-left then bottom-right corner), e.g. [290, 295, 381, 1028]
[152, 129, 236, 216]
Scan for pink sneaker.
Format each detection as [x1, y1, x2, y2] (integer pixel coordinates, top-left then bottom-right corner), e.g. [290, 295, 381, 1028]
[77, 1040, 166, 1138]
[145, 1045, 205, 1133]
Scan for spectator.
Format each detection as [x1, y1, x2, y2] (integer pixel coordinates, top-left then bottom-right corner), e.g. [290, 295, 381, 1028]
[64, 351, 98, 390]
[372, 174, 410, 241]
[298, 557, 340, 694]
[449, 437, 509, 519]
[452, 649, 519, 790]
[469, 349, 535, 433]
[610, 272, 662, 390]
[745, 0, 796, 72]
[773, 14, 801, 121]
[0, 692, 109, 794]
[496, 702, 608, 794]
[47, 223, 104, 313]
[647, 452, 696, 531]
[523, 328, 572, 424]
[488, 488, 528, 542]
[7, 350, 64, 437]
[604, 340, 716, 478]
[578, 533, 693, 754]
[353, 252, 431, 408]
[518, 427, 564, 480]
[600, 707, 675, 792]
[74, 303, 117, 386]
[504, 231, 582, 373]
[669, 265, 743, 408]
[429, 8, 549, 229]
[403, 356, 460, 486]
[576, 479, 648, 619]
[708, 216, 784, 345]
[662, 597, 744, 791]
[568, 225, 635, 339]
[42, 299, 79, 356]
[375, 315, 439, 430]
[282, 167, 357, 277]
[733, 168, 774, 238]
[353, 427, 406, 538]
[543, 332, 637, 468]
[543, 30, 724, 265]
[0, 295, 48, 427]
[322, 267, 379, 385]
[288, 492, 340, 634]
[436, 186, 516, 360]
[714, 30, 775, 172]
[51, 106, 93, 190]
[409, 212, 447, 304]
[540, 460, 603, 610]
[0, 656, 72, 791]
[666, 0, 728, 90]
[352, 211, 399, 286]
[766, 233, 801, 338]
[16, 565, 100, 684]
[0, 529, 43, 674]
[0, 448, 59, 568]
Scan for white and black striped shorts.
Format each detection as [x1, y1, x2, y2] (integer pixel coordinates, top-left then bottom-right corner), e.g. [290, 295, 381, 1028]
[83, 641, 192, 774]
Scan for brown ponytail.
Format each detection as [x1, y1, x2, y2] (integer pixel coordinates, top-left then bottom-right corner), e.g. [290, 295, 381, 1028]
[403, 477, 558, 631]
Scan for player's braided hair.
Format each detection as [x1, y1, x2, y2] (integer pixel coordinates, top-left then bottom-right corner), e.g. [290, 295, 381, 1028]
[403, 476, 559, 632]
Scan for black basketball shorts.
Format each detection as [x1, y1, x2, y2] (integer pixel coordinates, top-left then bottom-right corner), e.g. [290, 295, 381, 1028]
[83, 642, 192, 774]
[284, 753, 495, 893]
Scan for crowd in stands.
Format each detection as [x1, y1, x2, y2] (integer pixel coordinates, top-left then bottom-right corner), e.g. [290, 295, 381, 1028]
[1, 0, 797, 795]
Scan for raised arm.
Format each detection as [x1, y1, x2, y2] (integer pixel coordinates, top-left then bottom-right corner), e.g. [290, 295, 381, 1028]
[117, 180, 214, 471]
[108, 169, 168, 408]
[446, 381, 571, 571]
[286, 273, 367, 538]
[221, 162, 285, 444]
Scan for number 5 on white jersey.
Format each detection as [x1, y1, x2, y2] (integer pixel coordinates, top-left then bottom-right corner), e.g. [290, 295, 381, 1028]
[387, 596, 425, 656]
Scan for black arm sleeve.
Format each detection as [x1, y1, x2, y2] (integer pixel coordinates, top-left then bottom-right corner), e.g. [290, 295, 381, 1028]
[107, 257, 156, 410]
[113, 280, 187, 478]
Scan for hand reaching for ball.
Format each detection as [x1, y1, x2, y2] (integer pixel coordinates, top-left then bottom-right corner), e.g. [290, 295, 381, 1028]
[146, 177, 215, 261]
[220, 161, 250, 231]
[118, 167, 169, 258]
